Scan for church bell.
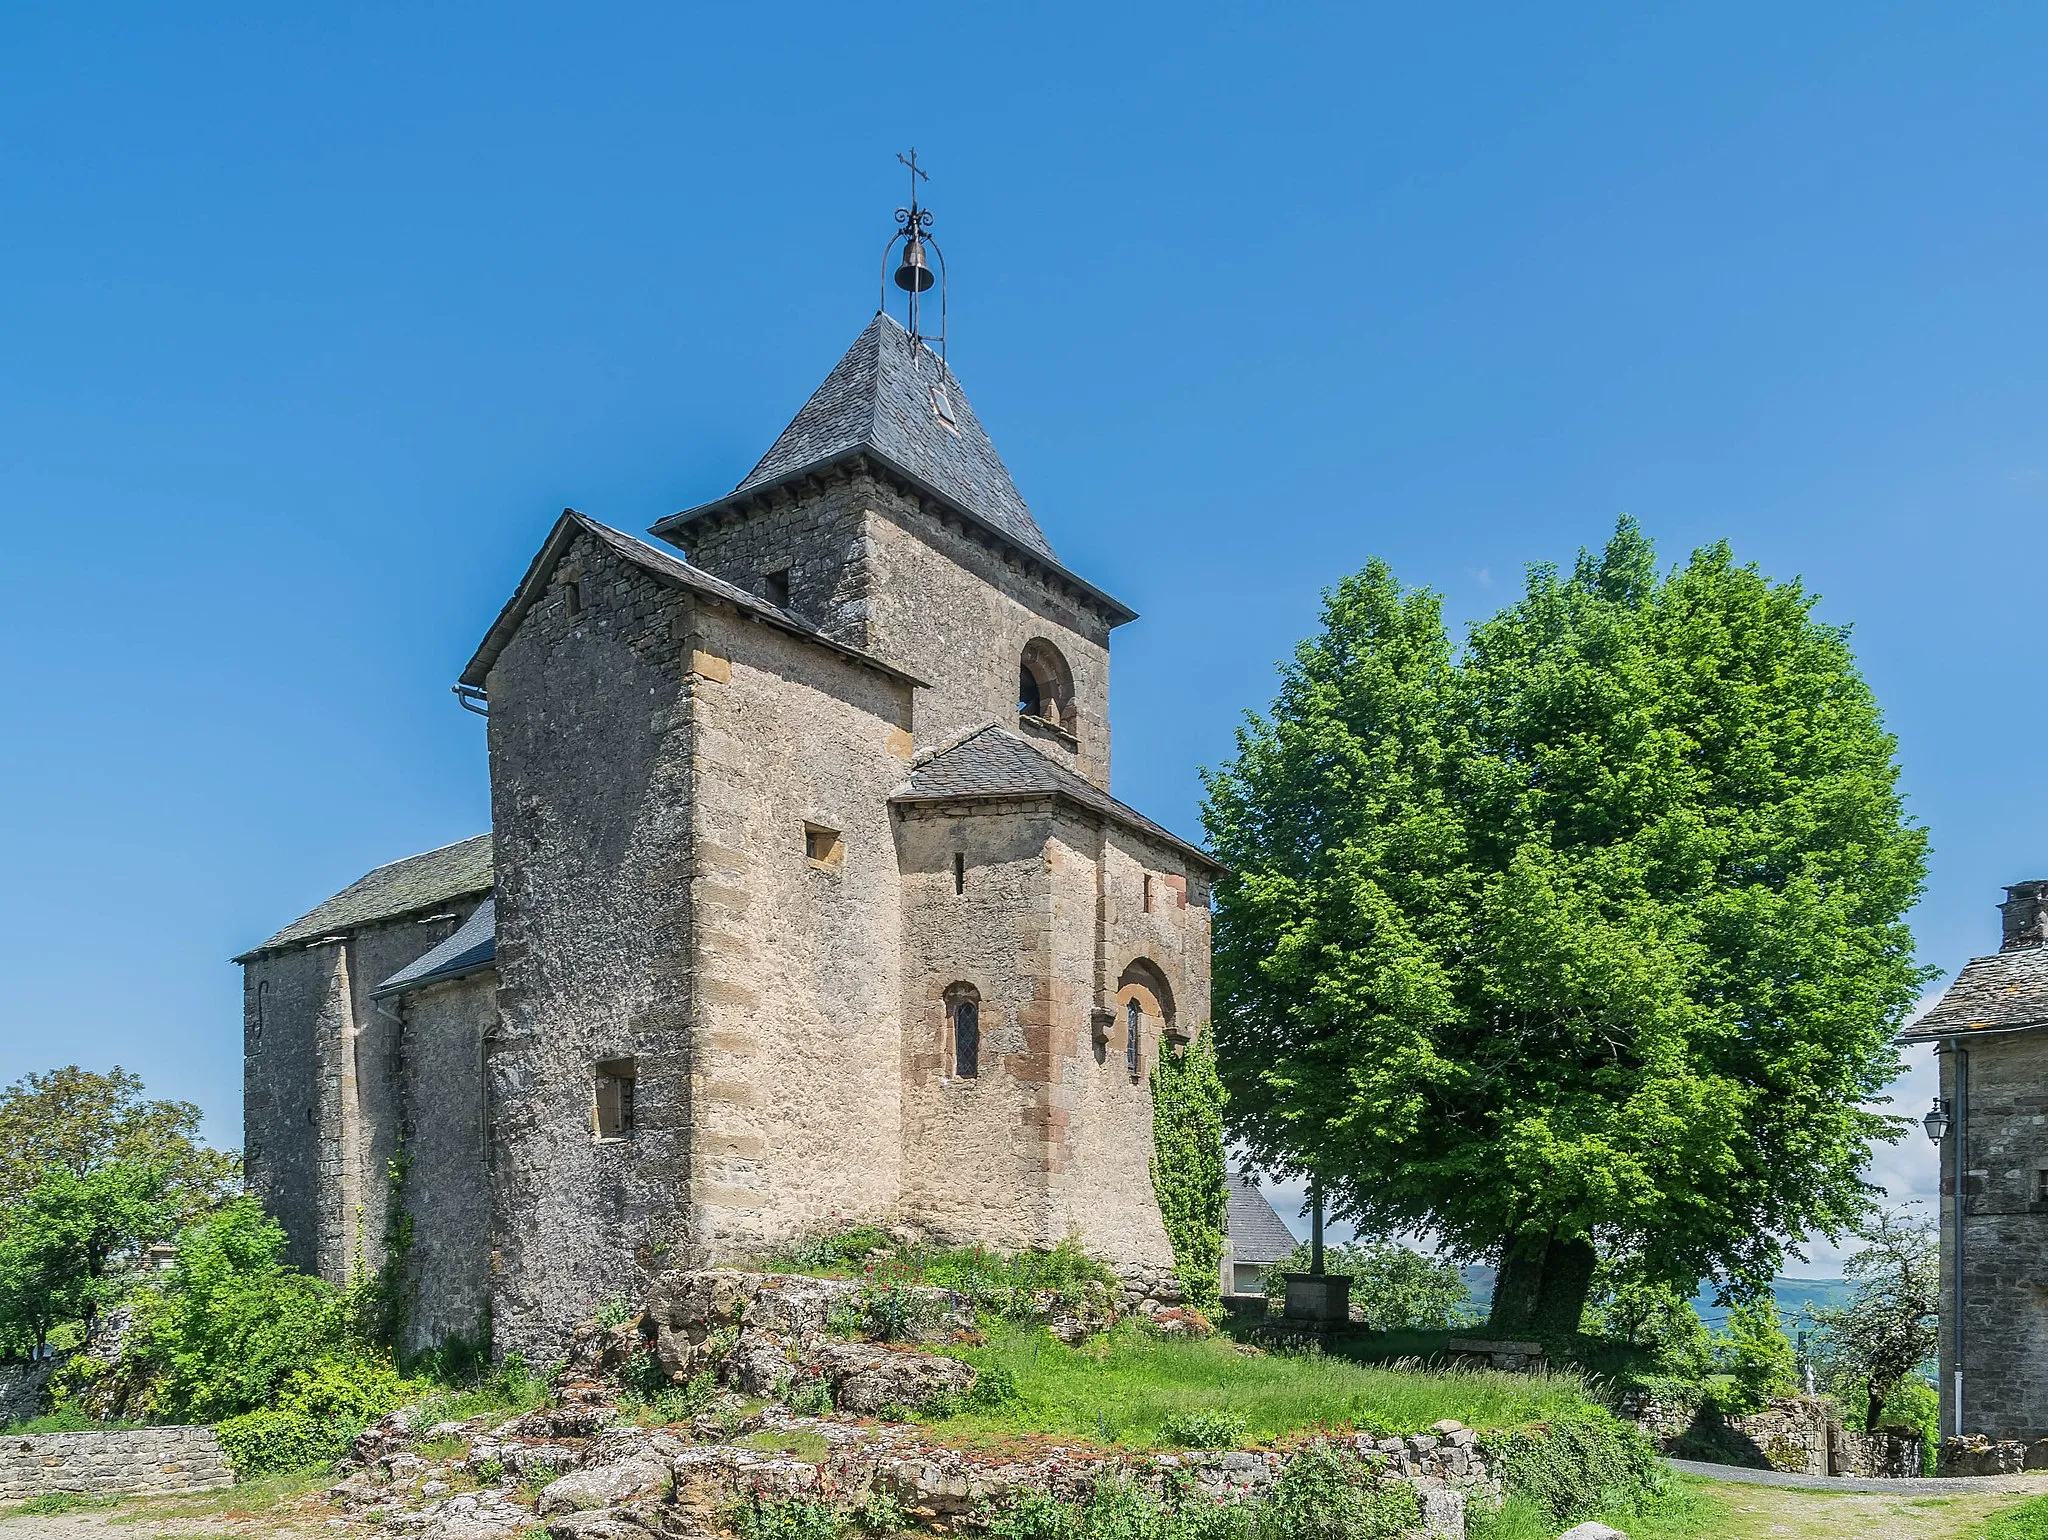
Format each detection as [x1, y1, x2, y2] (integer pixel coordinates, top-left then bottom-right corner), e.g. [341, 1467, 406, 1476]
[893, 236, 936, 294]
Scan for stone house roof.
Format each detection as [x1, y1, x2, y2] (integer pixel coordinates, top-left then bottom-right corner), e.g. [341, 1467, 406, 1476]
[371, 895, 497, 999]
[650, 315, 1135, 628]
[1225, 1171, 1298, 1266]
[460, 510, 927, 692]
[1900, 946, 2048, 1041]
[236, 835, 493, 960]
[893, 724, 1223, 874]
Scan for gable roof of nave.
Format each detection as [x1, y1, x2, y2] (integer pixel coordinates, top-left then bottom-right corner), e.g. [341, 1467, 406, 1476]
[235, 834, 493, 961]
[894, 723, 1223, 875]
[459, 509, 927, 692]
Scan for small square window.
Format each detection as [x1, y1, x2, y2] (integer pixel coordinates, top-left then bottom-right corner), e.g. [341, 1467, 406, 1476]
[805, 823, 844, 872]
[764, 568, 791, 608]
[594, 1058, 636, 1140]
[564, 578, 584, 618]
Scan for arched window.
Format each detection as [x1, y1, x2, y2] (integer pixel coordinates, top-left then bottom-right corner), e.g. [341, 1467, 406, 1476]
[1115, 959, 1176, 1083]
[1018, 639, 1077, 735]
[946, 983, 982, 1080]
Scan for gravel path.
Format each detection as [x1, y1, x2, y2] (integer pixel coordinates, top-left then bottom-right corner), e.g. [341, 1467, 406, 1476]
[1667, 1455, 2046, 1495]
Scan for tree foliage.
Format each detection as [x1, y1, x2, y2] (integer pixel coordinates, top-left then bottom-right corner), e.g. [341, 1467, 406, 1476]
[1149, 1035, 1229, 1313]
[0, 1162, 178, 1354]
[1814, 1206, 1939, 1432]
[0, 1066, 238, 1221]
[1261, 1238, 1477, 1331]
[1202, 521, 1928, 1335]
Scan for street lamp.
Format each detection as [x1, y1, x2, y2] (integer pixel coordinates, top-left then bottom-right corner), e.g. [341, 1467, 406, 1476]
[1925, 1098, 1953, 1144]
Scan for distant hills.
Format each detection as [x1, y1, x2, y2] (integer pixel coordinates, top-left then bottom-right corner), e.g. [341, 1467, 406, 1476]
[1456, 1266, 1855, 1328]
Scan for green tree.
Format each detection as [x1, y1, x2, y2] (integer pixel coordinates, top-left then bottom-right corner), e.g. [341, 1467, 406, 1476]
[1814, 1207, 1939, 1432]
[1713, 1297, 1799, 1414]
[1148, 1035, 1228, 1313]
[0, 1067, 238, 1223]
[1261, 1238, 1477, 1330]
[0, 1161, 178, 1354]
[1584, 1259, 1713, 1377]
[127, 1197, 347, 1421]
[1203, 521, 1928, 1341]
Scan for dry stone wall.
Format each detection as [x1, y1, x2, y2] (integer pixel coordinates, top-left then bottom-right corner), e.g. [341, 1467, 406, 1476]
[0, 1426, 232, 1500]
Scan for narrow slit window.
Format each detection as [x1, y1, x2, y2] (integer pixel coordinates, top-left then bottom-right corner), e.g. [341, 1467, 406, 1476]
[2036, 1168, 2048, 1204]
[595, 1058, 637, 1139]
[954, 852, 966, 895]
[954, 998, 980, 1079]
[764, 568, 791, 608]
[564, 578, 583, 618]
[1125, 998, 1142, 1078]
[1142, 874, 1154, 913]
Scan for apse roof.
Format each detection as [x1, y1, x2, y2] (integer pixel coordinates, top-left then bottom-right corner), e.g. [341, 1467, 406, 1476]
[371, 896, 497, 999]
[236, 835, 493, 960]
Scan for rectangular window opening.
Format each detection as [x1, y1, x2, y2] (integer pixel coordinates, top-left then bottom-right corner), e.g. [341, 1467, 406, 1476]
[954, 852, 966, 895]
[564, 579, 583, 618]
[1142, 874, 1154, 913]
[953, 999, 980, 1079]
[595, 1058, 637, 1140]
[2035, 1167, 2048, 1205]
[763, 568, 792, 608]
[805, 823, 845, 872]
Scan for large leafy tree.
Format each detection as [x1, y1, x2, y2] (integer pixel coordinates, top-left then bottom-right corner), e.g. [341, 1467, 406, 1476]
[1204, 521, 1928, 1338]
[0, 1066, 238, 1221]
[0, 1162, 178, 1354]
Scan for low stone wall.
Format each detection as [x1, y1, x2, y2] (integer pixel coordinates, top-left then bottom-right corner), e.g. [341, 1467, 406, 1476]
[0, 1426, 234, 1501]
[1622, 1391, 1922, 1478]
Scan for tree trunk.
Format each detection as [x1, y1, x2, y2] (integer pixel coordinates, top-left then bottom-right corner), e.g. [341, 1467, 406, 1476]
[1866, 1382, 1886, 1434]
[1487, 1232, 1598, 1343]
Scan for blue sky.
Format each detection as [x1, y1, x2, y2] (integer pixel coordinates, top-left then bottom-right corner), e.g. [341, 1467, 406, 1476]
[3, 3, 2039, 1275]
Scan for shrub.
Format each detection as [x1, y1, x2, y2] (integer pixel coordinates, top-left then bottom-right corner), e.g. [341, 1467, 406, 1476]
[787, 1376, 835, 1416]
[215, 1406, 339, 1476]
[214, 1351, 426, 1476]
[852, 1489, 908, 1536]
[726, 1493, 846, 1540]
[983, 1490, 1078, 1540]
[1149, 1036, 1229, 1315]
[964, 1363, 1018, 1410]
[981, 1452, 1416, 1540]
[1265, 1444, 1418, 1540]
[1160, 1409, 1249, 1448]
[1482, 1409, 1666, 1526]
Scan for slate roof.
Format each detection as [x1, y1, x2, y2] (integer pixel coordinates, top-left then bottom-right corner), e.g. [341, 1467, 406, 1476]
[1226, 1172, 1299, 1266]
[650, 316, 1135, 628]
[371, 896, 496, 999]
[460, 510, 926, 691]
[1900, 946, 2048, 1041]
[237, 835, 493, 960]
[893, 724, 1223, 873]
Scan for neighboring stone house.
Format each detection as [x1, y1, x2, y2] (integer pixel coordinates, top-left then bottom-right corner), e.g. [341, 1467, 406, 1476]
[1903, 880, 2048, 1442]
[238, 300, 1220, 1357]
[1222, 1171, 1298, 1297]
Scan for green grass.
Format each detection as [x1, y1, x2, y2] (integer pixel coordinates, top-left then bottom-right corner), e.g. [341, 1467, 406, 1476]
[1470, 1474, 1722, 1540]
[13, 1491, 125, 1516]
[737, 1429, 833, 1461]
[1977, 1496, 2048, 1538]
[928, 1321, 1608, 1447]
[1, 1405, 146, 1435]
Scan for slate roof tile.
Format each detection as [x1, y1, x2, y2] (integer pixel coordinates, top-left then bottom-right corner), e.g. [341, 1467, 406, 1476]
[1900, 946, 2048, 1039]
[371, 895, 496, 998]
[238, 835, 493, 959]
[1226, 1172, 1299, 1266]
[894, 724, 1221, 873]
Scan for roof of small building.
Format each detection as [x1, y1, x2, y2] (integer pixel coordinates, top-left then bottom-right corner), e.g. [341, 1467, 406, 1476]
[236, 834, 493, 960]
[1900, 945, 2048, 1041]
[1226, 1171, 1299, 1266]
[892, 724, 1223, 874]
[649, 315, 1134, 628]
[460, 509, 927, 691]
[371, 895, 496, 999]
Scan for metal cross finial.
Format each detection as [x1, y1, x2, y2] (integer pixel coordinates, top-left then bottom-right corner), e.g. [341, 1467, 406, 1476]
[897, 148, 929, 196]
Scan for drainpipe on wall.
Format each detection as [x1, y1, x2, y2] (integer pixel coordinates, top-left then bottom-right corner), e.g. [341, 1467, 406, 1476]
[1953, 1038, 1969, 1440]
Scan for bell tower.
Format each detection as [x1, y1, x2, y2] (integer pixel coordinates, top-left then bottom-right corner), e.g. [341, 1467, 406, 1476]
[649, 161, 1133, 787]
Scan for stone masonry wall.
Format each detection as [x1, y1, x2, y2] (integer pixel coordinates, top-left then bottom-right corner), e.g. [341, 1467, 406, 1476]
[486, 531, 701, 1357]
[395, 968, 497, 1355]
[673, 469, 1119, 789]
[1937, 1030, 2048, 1440]
[894, 802, 1060, 1250]
[0, 1426, 232, 1500]
[682, 600, 916, 1262]
[1046, 809, 1207, 1278]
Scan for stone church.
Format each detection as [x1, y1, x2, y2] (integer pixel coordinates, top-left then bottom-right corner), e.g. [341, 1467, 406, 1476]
[236, 236, 1219, 1357]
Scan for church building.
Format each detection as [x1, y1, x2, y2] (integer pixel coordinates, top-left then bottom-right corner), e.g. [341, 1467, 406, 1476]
[236, 200, 1219, 1357]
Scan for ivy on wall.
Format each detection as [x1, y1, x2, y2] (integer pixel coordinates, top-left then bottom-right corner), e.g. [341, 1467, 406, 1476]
[1149, 1033, 1228, 1313]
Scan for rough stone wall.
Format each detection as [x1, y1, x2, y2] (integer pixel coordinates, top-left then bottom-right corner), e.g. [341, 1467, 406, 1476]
[1937, 1031, 2048, 1440]
[672, 471, 1118, 789]
[0, 1426, 232, 1500]
[486, 531, 701, 1357]
[1045, 811, 1207, 1276]
[0, 1359, 54, 1427]
[395, 968, 497, 1355]
[674, 475, 875, 644]
[684, 601, 915, 1261]
[894, 802, 1059, 1250]
[243, 904, 477, 1285]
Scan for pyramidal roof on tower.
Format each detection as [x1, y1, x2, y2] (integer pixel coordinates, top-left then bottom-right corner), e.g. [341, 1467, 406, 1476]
[656, 313, 1060, 566]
